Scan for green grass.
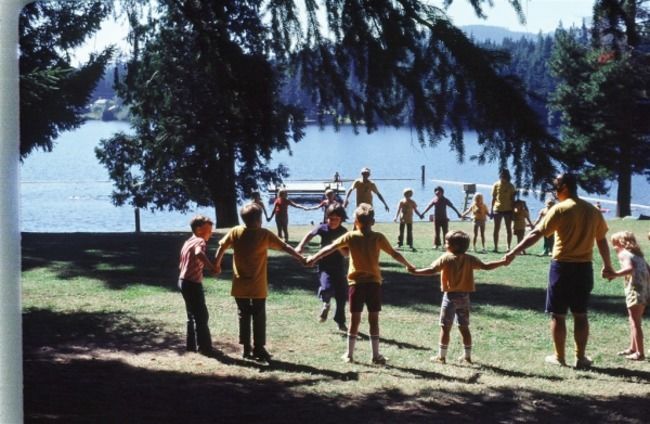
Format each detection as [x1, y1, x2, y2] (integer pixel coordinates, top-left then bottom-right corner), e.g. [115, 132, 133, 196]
[22, 221, 650, 422]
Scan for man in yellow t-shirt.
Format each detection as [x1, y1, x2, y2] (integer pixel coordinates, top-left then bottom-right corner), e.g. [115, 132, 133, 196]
[214, 203, 306, 362]
[506, 173, 614, 369]
[307, 203, 414, 364]
[343, 167, 390, 212]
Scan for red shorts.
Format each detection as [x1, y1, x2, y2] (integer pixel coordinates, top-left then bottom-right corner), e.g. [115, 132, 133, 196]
[349, 282, 382, 313]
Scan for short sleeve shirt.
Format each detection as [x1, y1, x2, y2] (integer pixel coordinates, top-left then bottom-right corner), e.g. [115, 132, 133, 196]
[332, 230, 392, 284]
[492, 180, 516, 212]
[352, 179, 378, 205]
[399, 199, 417, 223]
[538, 198, 609, 262]
[219, 226, 285, 298]
[310, 224, 347, 272]
[179, 235, 207, 283]
[429, 252, 484, 292]
[472, 203, 489, 222]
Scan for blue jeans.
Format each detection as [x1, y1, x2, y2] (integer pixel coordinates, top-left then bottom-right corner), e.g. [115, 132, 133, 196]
[179, 279, 212, 352]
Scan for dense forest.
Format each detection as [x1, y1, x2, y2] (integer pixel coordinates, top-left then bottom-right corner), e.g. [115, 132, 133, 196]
[89, 25, 560, 127]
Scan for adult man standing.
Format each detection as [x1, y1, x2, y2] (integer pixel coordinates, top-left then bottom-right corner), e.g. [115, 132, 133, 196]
[343, 167, 390, 212]
[505, 173, 614, 369]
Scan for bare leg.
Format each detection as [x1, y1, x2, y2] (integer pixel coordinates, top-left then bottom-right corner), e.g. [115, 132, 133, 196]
[573, 312, 589, 360]
[629, 304, 646, 357]
[550, 313, 567, 361]
[493, 214, 502, 252]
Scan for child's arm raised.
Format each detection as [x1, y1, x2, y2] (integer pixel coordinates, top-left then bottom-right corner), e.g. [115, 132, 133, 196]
[409, 266, 438, 276]
[480, 257, 508, 270]
[296, 231, 316, 254]
[280, 240, 307, 265]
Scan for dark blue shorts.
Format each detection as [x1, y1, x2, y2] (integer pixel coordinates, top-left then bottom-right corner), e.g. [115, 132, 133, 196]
[546, 261, 593, 314]
[349, 282, 382, 313]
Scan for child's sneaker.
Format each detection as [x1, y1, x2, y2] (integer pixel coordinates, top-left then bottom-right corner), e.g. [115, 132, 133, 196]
[337, 322, 348, 332]
[574, 356, 592, 370]
[253, 346, 273, 362]
[457, 355, 473, 364]
[341, 353, 354, 363]
[319, 303, 330, 322]
[371, 355, 387, 365]
[544, 354, 567, 367]
[430, 356, 446, 364]
[242, 345, 253, 359]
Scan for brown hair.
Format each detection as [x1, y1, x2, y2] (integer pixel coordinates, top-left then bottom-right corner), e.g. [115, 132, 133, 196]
[354, 203, 375, 227]
[445, 230, 470, 254]
[240, 203, 263, 226]
[190, 215, 213, 233]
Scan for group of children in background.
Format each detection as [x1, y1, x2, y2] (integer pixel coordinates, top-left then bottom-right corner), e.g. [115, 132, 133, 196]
[178, 183, 650, 367]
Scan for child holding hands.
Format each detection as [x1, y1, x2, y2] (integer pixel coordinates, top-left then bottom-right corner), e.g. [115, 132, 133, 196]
[608, 231, 650, 361]
[460, 192, 489, 252]
[394, 188, 423, 250]
[410, 230, 507, 364]
[178, 215, 216, 355]
[214, 203, 305, 362]
[268, 188, 308, 242]
[307, 203, 415, 365]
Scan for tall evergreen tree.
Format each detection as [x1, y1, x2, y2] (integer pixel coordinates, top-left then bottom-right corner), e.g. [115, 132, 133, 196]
[549, 0, 650, 217]
[97, 0, 558, 227]
[19, 1, 114, 159]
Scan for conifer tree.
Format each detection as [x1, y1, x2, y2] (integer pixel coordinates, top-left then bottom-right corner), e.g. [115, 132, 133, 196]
[19, 1, 114, 159]
[549, 0, 650, 217]
[97, 0, 558, 227]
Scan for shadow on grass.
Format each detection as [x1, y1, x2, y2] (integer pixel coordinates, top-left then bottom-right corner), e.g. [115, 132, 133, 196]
[21, 233, 624, 316]
[24, 357, 650, 423]
[23, 308, 650, 423]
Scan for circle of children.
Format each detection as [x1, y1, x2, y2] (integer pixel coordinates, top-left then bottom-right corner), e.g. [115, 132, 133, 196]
[178, 167, 650, 368]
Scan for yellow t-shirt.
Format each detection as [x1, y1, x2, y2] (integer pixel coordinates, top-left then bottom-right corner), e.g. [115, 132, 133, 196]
[538, 197, 608, 262]
[513, 208, 530, 231]
[332, 229, 392, 284]
[218, 226, 285, 298]
[399, 198, 417, 224]
[352, 179, 378, 205]
[429, 252, 484, 292]
[491, 181, 516, 212]
[472, 203, 489, 222]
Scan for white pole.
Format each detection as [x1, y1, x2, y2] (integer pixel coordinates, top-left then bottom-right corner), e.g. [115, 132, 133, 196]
[0, 1, 24, 422]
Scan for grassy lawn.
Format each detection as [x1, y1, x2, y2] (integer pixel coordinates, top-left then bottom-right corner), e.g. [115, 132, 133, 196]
[22, 220, 650, 423]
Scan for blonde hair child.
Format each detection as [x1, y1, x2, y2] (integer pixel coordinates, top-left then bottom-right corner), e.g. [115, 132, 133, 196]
[608, 231, 650, 361]
[460, 192, 489, 252]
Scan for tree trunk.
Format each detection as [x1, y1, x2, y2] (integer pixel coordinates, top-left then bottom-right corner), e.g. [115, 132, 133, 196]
[211, 152, 240, 228]
[616, 163, 632, 218]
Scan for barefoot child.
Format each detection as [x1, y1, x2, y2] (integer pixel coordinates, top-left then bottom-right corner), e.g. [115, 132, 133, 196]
[297, 204, 349, 332]
[460, 192, 489, 252]
[307, 203, 415, 364]
[214, 204, 306, 361]
[608, 231, 650, 361]
[393, 188, 423, 250]
[410, 230, 507, 364]
[178, 215, 216, 355]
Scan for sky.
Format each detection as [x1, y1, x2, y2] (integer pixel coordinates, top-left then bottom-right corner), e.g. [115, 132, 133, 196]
[74, 0, 596, 64]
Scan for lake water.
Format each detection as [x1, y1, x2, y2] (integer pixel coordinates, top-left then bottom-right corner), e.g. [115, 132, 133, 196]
[20, 121, 650, 232]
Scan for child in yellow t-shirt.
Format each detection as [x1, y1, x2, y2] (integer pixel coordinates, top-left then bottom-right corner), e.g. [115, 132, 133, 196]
[410, 230, 507, 364]
[214, 203, 305, 362]
[513, 199, 534, 254]
[307, 203, 415, 365]
[460, 192, 489, 252]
